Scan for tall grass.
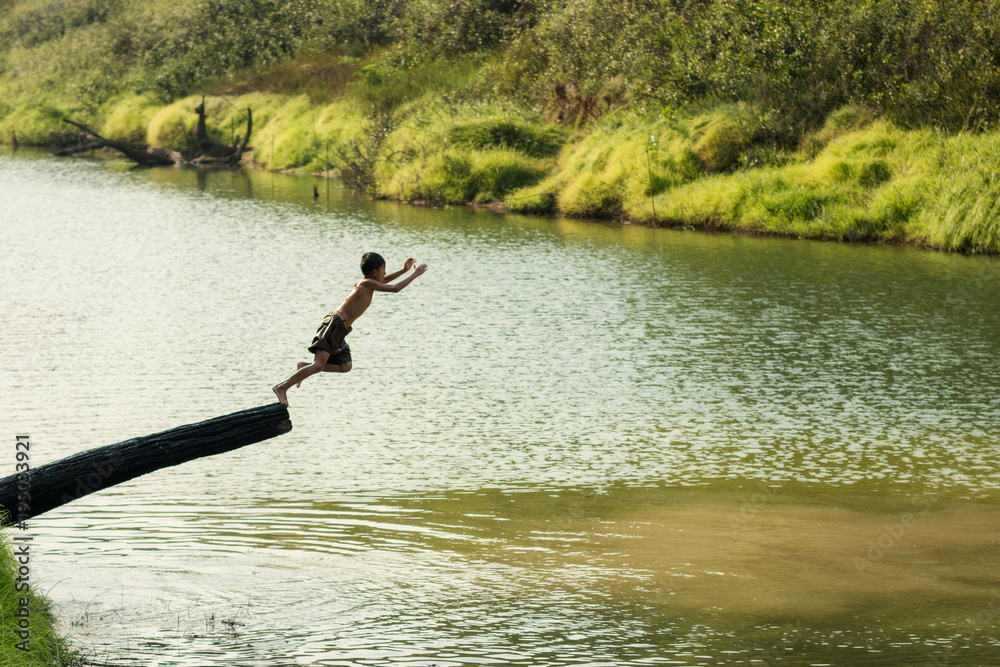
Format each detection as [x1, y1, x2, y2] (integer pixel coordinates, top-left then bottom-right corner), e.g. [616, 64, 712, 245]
[646, 120, 1000, 252]
[378, 99, 563, 202]
[0, 529, 77, 666]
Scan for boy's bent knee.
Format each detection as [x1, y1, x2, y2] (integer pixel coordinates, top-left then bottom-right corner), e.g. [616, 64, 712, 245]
[325, 361, 351, 372]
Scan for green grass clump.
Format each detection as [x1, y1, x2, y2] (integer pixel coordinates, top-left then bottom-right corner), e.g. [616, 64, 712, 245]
[507, 111, 703, 219]
[687, 104, 758, 173]
[642, 118, 1000, 253]
[378, 101, 562, 202]
[101, 94, 162, 142]
[801, 105, 877, 156]
[858, 160, 892, 188]
[147, 97, 202, 151]
[448, 118, 563, 157]
[382, 148, 543, 203]
[0, 530, 77, 665]
[0, 101, 76, 145]
[655, 120, 919, 241]
[921, 132, 1000, 253]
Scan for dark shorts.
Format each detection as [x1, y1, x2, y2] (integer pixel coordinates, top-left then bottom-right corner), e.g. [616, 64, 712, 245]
[307, 312, 352, 365]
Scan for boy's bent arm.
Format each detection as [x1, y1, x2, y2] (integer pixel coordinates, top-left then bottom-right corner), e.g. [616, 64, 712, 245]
[383, 257, 416, 283]
[362, 263, 427, 293]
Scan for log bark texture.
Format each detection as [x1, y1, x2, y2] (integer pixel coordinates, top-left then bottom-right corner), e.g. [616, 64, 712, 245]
[62, 119, 180, 165]
[60, 100, 252, 166]
[190, 97, 253, 164]
[0, 404, 291, 526]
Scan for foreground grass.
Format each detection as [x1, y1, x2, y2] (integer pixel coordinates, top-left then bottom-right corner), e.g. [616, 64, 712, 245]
[0, 530, 77, 666]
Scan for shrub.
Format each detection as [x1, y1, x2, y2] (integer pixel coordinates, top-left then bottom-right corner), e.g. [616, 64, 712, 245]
[448, 118, 563, 157]
[393, 0, 530, 56]
[147, 97, 202, 150]
[858, 160, 892, 188]
[102, 94, 161, 142]
[688, 105, 757, 173]
[801, 105, 877, 156]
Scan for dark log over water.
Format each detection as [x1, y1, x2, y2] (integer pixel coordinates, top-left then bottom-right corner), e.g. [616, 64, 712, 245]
[0, 404, 291, 526]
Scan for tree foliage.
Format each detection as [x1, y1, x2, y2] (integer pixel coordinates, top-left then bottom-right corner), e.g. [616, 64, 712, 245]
[2, 0, 1000, 134]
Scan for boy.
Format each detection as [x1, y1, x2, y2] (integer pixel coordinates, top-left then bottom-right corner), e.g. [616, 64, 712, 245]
[273, 252, 428, 406]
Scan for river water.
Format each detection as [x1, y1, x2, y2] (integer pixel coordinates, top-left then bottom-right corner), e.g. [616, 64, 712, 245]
[2, 150, 999, 666]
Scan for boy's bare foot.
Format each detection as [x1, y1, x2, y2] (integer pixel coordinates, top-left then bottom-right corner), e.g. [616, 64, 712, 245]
[295, 361, 309, 387]
[272, 384, 289, 407]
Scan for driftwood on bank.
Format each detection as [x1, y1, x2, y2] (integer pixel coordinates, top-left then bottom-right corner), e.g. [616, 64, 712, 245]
[0, 404, 291, 527]
[61, 119, 180, 164]
[60, 98, 252, 166]
[63, 118, 181, 165]
[53, 139, 104, 157]
[189, 98, 253, 165]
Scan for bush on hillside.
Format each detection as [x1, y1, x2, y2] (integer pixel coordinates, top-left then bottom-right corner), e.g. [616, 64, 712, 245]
[448, 118, 563, 157]
[688, 105, 758, 173]
[393, 0, 530, 55]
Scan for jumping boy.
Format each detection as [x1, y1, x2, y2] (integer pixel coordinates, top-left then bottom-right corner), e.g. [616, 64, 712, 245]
[272, 252, 428, 406]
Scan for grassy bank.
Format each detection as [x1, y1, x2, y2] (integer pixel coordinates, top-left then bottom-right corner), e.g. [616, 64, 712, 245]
[505, 105, 1000, 253]
[0, 529, 77, 666]
[2, 0, 1000, 253]
[58, 90, 1000, 254]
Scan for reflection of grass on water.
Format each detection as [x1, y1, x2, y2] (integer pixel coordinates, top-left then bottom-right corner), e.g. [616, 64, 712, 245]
[205, 603, 250, 640]
[389, 483, 1000, 651]
[63, 595, 255, 665]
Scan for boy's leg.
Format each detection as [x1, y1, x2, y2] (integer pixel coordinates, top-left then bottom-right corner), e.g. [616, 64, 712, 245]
[322, 361, 352, 372]
[294, 358, 349, 381]
[273, 350, 331, 406]
[321, 347, 352, 373]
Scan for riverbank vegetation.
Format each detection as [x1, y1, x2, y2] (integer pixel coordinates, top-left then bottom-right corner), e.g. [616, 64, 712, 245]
[0, 530, 77, 665]
[2, 0, 1000, 252]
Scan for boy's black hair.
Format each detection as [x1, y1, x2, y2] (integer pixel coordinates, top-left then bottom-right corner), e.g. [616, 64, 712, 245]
[361, 252, 385, 276]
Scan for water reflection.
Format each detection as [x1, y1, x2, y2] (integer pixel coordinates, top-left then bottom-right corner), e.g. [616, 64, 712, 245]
[2, 151, 999, 665]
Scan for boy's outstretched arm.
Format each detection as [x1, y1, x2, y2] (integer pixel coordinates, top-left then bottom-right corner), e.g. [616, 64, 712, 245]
[383, 257, 417, 283]
[365, 262, 428, 293]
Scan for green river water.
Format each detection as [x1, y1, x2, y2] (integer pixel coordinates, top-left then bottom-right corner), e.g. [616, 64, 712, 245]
[1, 150, 999, 666]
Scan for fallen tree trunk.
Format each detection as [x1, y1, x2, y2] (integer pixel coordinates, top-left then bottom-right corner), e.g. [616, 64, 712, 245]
[62, 119, 180, 165]
[60, 100, 252, 166]
[189, 104, 252, 165]
[54, 139, 104, 156]
[0, 404, 291, 526]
